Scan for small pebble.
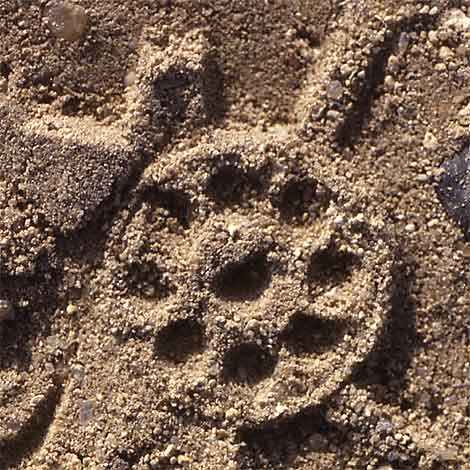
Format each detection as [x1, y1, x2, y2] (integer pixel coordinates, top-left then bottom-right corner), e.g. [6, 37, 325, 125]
[227, 224, 239, 238]
[438, 446, 459, 461]
[79, 400, 94, 425]
[439, 46, 454, 62]
[66, 303, 78, 315]
[162, 444, 176, 458]
[334, 215, 345, 227]
[423, 131, 438, 150]
[326, 109, 341, 120]
[47, 1, 88, 42]
[428, 30, 439, 45]
[245, 319, 259, 331]
[225, 408, 239, 419]
[419, 5, 430, 15]
[376, 418, 393, 433]
[124, 70, 136, 88]
[398, 32, 410, 53]
[327, 80, 343, 100]
[71, 364, 85, 382]
[415, 174, 429, 183]
[384, 75, 395, 90]
[177, 454, 191, 465]
[0, 77, 7, 93]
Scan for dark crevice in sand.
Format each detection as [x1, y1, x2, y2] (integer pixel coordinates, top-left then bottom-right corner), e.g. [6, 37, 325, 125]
[335, 14, 438, 149]
[154, 318, 206, 364]
[235, 405, 338, 468]
[307, 242, 360, 290]
[280, 312, 347, 356]
[0, 61, 12, 81]
[206, 159, 265, 207]
[0, 257, 67, 467]
[351, 245, 419, 405]
[152, 59, 225, 134]
[212, 253, 272, 301]
[272, 176, 332, 224]
[112, 446, 154, 469]
[222, 343, 277, 385]
[335, 36, 396, 148]
[141, 186, 193, 229]
[0, 380, 64, 469]
[0, 255, 63, 374]
[236, 400, 423, 469]
[61, 95, 81, 116]
[144, 50, 227, 151]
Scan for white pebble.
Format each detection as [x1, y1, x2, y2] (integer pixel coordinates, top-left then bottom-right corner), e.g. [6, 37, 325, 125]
[66, 303, 78, 315]
[334, 215, 345, 227]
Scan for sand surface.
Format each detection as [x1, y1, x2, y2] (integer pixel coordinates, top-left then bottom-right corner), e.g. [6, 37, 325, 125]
[0, 1, 469, 469]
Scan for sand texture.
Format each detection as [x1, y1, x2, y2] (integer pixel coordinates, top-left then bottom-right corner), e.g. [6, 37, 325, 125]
[0, 1, 469, 469]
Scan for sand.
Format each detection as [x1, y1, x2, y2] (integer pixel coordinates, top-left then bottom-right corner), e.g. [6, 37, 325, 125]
[0, 0, 469, 469]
